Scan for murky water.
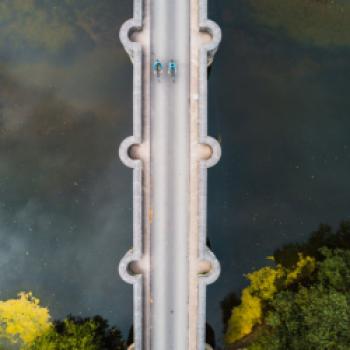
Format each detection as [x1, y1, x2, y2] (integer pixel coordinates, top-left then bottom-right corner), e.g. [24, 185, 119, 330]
[0, 0, 350, 347]
[208, 0, 350, 345]
[0, 0, 134, 337]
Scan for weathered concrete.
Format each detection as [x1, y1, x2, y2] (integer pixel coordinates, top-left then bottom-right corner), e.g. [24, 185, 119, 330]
[119, 1, 221, 349]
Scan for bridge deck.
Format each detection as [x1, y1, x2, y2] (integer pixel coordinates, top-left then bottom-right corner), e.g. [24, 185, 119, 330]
[119, 1, 222, 349]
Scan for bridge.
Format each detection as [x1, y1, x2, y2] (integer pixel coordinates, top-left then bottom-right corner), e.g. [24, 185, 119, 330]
[119, 0, 221, 349]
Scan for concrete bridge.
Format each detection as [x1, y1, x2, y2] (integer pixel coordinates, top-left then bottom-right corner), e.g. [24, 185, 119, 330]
[119, 0, 221, 349]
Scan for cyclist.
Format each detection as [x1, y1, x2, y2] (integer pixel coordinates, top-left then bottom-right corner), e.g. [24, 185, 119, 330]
[153, 59, 163, 80]
[168, 60, 177, 82]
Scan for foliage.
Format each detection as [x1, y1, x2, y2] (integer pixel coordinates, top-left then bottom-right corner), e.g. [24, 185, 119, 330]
[225, 255, 315, 344]
[225, 289, 263, 344]
[0, 292, 125, 350]
[247, 249, 350, 350]
[274, 221, 350, 268]
[225, 223, 350, 348]
[0, 292, 51, 348]
[220, 292, 240, 334]
[30, 319, 97, 350]
[248, 0, 350, 47]
[30, 316, 125, 350]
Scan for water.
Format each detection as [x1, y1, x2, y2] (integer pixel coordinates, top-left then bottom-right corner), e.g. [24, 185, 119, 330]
[207, 0, 350, 345]
[0, 0, 134, 336]
[0, 0, 350, 347]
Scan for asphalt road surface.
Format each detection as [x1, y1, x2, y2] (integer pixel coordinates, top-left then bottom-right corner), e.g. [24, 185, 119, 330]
[150, 0, 190, 349]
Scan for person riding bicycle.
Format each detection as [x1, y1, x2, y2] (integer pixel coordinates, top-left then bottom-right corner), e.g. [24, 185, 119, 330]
[168, 60, 177, 81]
[153, 59, 163, 78]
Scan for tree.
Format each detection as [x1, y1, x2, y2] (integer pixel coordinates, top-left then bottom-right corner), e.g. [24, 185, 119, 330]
[0, 292, 51, 349]
[0, 291, 125, 349]
[225, 222, 350, 349]
[225, 256, 315, 344]
[220, 292, 240, 334]
[247, 249, 350, 350]
[274, 221, 350, 268]
[30, 315, 125, 350]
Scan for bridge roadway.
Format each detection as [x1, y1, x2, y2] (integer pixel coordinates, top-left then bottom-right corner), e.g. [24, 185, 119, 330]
[150, 0, 190, 349]
[119, 0, 222, 349]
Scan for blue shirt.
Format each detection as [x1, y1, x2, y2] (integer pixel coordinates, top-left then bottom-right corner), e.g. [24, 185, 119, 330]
[153, 61, 162, 70]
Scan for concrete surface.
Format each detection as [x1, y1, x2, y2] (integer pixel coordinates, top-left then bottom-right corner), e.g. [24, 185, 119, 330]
[119, 0, 221, 349]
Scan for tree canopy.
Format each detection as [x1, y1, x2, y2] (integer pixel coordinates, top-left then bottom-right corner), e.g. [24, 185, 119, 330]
[225, 221, 350, 350]
[0, 292, 51, 348]
[247, 249, 350, 350]
[225, 255, 315, 344]
[274, 221, 350, 268]
[30, 316, 125, 350]
[0, 292, 125, 350]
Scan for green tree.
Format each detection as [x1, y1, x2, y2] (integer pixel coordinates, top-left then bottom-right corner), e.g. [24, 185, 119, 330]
[220, 292, 240, 334]
[30, 316, 125, 350]
[247, 249, 350, 350]
[274, 221, 350, 268]
[225, 255, 315, 344]
[225, 223, 350, 349]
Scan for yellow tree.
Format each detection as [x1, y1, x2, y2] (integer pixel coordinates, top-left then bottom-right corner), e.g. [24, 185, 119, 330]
[0, 292, 51, 347]
[225, 255, 316, 344]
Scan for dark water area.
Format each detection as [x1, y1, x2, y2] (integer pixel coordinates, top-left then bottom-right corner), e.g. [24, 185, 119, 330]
[0, 0, 134, 337]
[0, 0, 350, 348]
[207, 0, 350, 345]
